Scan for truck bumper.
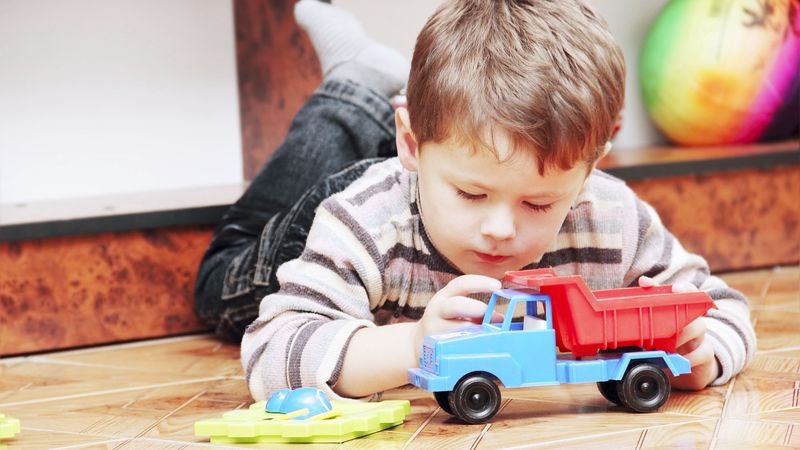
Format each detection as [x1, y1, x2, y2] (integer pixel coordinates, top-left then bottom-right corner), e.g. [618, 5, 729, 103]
[408, 368, 450, 392]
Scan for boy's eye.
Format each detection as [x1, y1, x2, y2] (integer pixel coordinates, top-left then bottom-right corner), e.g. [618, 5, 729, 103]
[456, 189, 485, 201]
[523, 202, 553, 213]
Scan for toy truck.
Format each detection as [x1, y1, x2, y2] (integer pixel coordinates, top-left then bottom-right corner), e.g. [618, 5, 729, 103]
[408, 268, 715, 424]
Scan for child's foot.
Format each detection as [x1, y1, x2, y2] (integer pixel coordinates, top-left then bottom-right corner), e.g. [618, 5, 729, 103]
[294, 0, 410, 97]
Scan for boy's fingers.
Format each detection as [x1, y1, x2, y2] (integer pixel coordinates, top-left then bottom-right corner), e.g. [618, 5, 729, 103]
[439, 296, 489, 320]
[672, 282, 699, 293]
[677, 335, 704, 355]
[680, 340, 715, 368]
[638, 275, 657, 287]
[440, 275, 502, 298]
[638, 276, 698, 293]
[677, 318, 706, 347]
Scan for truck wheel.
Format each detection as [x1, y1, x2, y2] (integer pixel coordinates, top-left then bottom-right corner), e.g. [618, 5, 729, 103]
[434, 391, 454, 415]
[597, 380, 621, 405]
[617, 363, 670, 412]
[449, 373, 501, 424]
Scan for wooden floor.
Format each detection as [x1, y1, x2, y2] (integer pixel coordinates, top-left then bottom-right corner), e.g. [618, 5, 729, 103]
[1, 267, 797, 449]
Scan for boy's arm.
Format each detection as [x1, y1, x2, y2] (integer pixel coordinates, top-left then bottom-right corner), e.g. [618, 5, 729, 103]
[623, 198, 756, 387]
[240, 197, 384, 402]
[334, 275, 501, 397]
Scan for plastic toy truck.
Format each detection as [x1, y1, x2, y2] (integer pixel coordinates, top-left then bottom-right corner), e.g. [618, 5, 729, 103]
[408, 268, 715, 424]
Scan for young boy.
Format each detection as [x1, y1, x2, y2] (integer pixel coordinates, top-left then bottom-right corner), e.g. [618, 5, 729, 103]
[197, 0, 755, 401]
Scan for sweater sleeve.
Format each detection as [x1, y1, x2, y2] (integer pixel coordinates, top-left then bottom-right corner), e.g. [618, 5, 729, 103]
[240, 196, 385, 401]
[622, 196, 756, 386]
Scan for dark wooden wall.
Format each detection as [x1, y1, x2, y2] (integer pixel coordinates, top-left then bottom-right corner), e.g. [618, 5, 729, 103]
[0, 228, 211, 356]
[630, 165, 799, 272]
[234, 0, 322, 179]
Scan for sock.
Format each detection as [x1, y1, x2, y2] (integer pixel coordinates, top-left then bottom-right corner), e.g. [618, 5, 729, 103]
[294, 0, 410, 97]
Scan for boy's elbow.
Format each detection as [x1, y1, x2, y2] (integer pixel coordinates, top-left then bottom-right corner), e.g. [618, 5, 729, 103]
[241, 334, 282, 402]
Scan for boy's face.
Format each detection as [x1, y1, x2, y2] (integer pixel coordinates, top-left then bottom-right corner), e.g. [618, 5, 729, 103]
[397, 119, 593, 279]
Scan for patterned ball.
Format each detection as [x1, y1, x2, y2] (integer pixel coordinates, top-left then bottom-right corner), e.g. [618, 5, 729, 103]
[640, 0, 800, 146]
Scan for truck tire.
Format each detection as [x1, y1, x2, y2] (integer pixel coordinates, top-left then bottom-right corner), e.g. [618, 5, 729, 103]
[434, 391, 454, 415]
[597, 380, 621, 405]
[449, 373, 501, 424]
[617, 362, 671, 412]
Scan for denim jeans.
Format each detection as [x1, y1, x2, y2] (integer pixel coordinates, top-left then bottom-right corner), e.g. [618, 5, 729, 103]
[195, 79, 397, 341]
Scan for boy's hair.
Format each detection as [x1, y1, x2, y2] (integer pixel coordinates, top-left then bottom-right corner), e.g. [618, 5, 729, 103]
[406, 0, 625, 174]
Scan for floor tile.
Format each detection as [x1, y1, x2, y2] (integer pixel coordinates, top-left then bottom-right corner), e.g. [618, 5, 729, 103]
[715, 418, 800, 448]
[0, 429, 122, 450]
[725, 376, 800, 419]
[103, 438, 245, 449]
[478, 429, 643, 450]
[753, 310, 800, 351]
[744, 349, 800, 380]
[0, 359, 189, 406]
[638, 419, 717, 449]
[44, 335, 242, 377]
[472, 399, 711, 449]
[405, 429, 483, 450]
[3, 378, 248, 442]
[719, 269, 772, 298]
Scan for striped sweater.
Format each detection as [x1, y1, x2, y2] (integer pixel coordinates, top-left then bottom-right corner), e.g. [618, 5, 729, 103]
[241, 157, 755, 401]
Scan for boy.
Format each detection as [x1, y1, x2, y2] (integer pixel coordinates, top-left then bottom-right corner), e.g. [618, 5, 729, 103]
[197, 0, 755, 401]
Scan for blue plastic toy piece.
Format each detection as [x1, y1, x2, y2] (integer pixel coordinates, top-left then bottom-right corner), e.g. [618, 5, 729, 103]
[265, 387, 333, 420]
[265, 388, 291, 413]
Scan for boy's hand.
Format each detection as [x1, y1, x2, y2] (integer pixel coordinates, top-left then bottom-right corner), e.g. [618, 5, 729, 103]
[413, 275, 502, 361]
[638, 276, 719, 390]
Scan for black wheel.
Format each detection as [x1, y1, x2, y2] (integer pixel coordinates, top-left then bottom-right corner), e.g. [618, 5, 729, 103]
[597, 380, 621, 405]
[434, 391, 454, 415]
[617, 362, 671, 412]
[448, 373, 501, 424]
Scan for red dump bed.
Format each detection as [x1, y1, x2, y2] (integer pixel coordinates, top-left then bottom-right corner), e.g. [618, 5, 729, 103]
[504, 268, 715, 357]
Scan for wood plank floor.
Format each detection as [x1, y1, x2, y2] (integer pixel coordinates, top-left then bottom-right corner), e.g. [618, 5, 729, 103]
[1, 266, 797, 449]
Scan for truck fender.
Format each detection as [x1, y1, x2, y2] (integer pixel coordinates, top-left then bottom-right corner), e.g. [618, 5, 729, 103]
[439, 354, 523, 389]
[611, 351, 691, 380]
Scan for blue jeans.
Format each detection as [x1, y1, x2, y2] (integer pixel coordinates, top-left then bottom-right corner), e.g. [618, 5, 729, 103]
[195, 80, 397, 341]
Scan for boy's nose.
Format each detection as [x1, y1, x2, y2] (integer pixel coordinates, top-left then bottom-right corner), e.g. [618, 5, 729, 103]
[480, 208, 516, 241]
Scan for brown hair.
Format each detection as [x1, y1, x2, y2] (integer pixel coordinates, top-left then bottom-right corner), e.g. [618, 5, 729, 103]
[406, 0, 625, 174]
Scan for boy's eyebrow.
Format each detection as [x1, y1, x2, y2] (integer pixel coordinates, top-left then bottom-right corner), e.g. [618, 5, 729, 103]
[522, 190, 568, 201]
[458, 178, 567, 200]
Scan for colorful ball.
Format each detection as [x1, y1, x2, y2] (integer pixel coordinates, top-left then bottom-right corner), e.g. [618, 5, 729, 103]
[640, 0, 800, 146]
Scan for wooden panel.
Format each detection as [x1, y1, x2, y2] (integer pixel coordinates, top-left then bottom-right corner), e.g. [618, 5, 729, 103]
[234, 0, 322, 180]
[601, 139, 798, 168]
[628, 165, 800, 272]
[0, 227, 213, 356]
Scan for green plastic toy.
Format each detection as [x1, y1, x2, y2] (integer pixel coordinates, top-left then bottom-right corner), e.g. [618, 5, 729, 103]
[194, 396, 410, 444]
[0, 414, 20, 440]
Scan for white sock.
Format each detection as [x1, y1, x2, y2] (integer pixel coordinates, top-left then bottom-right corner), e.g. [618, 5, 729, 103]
[294, 0, 410, 97]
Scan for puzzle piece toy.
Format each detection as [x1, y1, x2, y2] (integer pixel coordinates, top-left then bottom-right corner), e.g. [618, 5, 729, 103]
[195, 389, 410, 444]
[265, 387, 336, 420]
[0, 414, 20, 440]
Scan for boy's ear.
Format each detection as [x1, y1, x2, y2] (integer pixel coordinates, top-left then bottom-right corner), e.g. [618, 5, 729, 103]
[583, 142, 612, 188]
[589, 141, 613, 172]
[599, 141, 612, 160]
[395, 107, 419, 172]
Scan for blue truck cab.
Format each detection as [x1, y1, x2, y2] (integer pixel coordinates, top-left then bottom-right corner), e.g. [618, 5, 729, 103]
[408, 288, 692, 424]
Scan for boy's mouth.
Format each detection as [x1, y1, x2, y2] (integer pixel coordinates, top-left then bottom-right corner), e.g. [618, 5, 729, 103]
[474, 252, 510, 264]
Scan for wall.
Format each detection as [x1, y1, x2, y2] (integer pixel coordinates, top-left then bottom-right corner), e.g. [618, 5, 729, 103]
[0, 0, 672, 205]
[0, 0, 242, 204]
